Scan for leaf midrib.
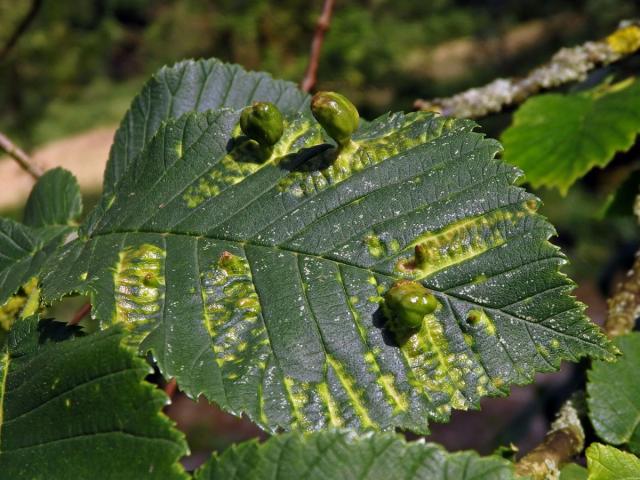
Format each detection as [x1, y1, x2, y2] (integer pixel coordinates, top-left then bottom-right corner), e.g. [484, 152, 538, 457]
[82, 228, 607, 354]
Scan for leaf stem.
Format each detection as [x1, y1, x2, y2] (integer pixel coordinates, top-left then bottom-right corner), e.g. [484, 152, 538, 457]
[164, 378, 178, 400]
[69, 303, 92, 326]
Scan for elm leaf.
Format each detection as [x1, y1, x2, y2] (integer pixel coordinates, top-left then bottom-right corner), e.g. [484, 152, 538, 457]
[42, 60, 613, 434]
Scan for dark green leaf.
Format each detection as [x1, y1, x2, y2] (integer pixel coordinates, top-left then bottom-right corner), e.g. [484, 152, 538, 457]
[502, 79, 640, 194]
[0, 219, 39, 305]
[0, 317, 188, 480]
[0, 217, 69, 306]
[104, 58, 309, 196]
[588, 332, 640, 455]
[42, 103, 613, 433]
[1, 169, 82, 307]
[23, 167, 82, 228]
[194, 430, 514, 480]
[43, 59, 614, 433]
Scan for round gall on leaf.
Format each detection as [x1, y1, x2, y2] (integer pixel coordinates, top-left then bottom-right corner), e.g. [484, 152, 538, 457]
[311, 91, 359, 146]
[383, 280, 438, 331]
[240, 101, 285, 146]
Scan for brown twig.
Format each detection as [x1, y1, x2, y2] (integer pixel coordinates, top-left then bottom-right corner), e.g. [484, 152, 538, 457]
[164, 378, 178, 400]
[0, 131, 43, 179]
[414, 20, 640, 118]
[515, 399, 585, 479]
[301, 0, 335, 93]
[69, 303, 92, 326]
[605, 192, 640, 338]
[606, 254, 640, 338]
[0, 0, 43, 62]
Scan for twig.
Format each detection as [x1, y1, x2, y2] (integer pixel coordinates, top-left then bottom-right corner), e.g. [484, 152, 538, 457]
[69, 303, 92, 326]
[605, 192, 640, 338]
[0, 0, 43, 62]
[606, 254, 640, 337]
[414, 20, 640, 118]
[0, 131, 43, 179]
[514, 399, 585, 479]
[164, 378, 178, 400]
[301, 0, 335, 93]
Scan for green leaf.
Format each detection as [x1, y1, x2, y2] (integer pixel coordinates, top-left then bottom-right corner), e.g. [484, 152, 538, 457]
[194, 430, 514, 480]
[0, 219, 39, 307]
[0, 169, 83, 307]
[23, 167, 82, 228]
[585, 444, 640, 480]
[0, 317, 188, 479]
[588, 332, 640, 455]
[600, 168, 640, 219]
[42, 77, 613, 433]
[502, 79, 640, 194]
[104, 58, 309, 196]
[560, 463, 588, 480]
[0, 218, 69, 307]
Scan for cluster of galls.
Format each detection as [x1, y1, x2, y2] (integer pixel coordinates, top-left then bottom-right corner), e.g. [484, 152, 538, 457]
[238, 91, 360, 160]
[240, 95, 434, 342]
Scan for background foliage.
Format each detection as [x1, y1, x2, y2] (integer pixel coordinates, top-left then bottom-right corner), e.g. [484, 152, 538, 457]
[1, 0, 640, 148]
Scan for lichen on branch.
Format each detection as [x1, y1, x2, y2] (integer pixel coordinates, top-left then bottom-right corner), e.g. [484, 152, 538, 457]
[414, 20, 640, 118]
[514, 399, 585, 479]
[605, 192, 640, 338]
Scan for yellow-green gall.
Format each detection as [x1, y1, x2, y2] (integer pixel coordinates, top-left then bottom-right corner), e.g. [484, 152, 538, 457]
[383, 280, 438, 332]
[240, 101, 284, 147]
[311, 91, 359, 147]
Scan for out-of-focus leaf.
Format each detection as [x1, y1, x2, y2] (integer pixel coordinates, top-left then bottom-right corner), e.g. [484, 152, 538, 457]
[560, 463, 588, 480]
[502, 79, 640, 194]
[585, 443, 640, 480]
[600, 168, 640, 218]
[588, 332, 640, 455]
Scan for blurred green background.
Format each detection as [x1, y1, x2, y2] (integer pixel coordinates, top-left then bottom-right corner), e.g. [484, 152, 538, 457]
[2, 0, 639, 147]
[2, 0, 640, 469]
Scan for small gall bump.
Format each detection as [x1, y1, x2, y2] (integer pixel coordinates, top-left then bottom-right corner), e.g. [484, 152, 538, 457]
[240, 101, 284, 147]
[311, 91, 359, 147]
[143, 272, 161, 288]
[466, 310, 482, 324]
[524, 198, 539, 213]
[218, 251, 245, 275]
[383, 280, 438, 334]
